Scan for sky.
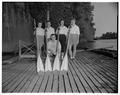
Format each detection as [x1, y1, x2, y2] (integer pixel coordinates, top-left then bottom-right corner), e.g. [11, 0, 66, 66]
[92, 2, 118, 37]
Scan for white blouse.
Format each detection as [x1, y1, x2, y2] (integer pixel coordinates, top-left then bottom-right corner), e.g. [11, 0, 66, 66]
[56, 26, 68, 35]
[36, 27, 45, 36]
[69, 24, 80, 35]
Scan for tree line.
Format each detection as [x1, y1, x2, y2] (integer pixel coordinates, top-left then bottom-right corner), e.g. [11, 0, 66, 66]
[95, 32, 117, 40]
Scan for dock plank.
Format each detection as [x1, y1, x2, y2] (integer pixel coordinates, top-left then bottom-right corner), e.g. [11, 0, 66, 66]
[26, 74, 39, 92]
[39, 72, 50, 92]
[80, 54, 117, 89]
[72, 59, 100, 93]
[69, 61, 86, 92]
[52, 71, 59, 92]
[62, 71, 72, 92]
[67, 70, 78, 92]
[14, 65, 36, 92]
[70, 60, 93, 93]
[6, 64, 35, 92]
[58, 71, 65, 92]
[45, 72, 54, 92]
[74, 58, 107, 93]
[76, 55, 114, 92]
[2, 63, 33, 92]
[32, 72, 44, 92]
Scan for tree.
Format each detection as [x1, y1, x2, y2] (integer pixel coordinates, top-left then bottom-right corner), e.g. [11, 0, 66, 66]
[28, 2, 95, 41]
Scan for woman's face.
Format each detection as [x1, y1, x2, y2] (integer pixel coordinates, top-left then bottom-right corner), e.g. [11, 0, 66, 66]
[38, 23, 42, 27]
[51, 35, 56, 41]
[71, 19, 75, 26]
[47, 22, 51, 28]
[60, 20, 64, 26]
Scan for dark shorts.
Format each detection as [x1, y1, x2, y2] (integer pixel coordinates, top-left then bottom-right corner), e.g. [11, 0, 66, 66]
[59, 34, 67, 52]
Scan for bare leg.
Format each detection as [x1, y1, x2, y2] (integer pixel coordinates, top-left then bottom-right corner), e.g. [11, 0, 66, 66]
[73, 44, 77, 58]
[68, 44, 73, 58]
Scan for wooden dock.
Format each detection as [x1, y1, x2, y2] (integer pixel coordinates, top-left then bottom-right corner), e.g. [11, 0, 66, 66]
[2, 51, 118, 93]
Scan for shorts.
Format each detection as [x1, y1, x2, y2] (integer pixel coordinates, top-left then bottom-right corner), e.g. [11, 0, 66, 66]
[68, 34, 79, 46]
[59, 34, 67, 52]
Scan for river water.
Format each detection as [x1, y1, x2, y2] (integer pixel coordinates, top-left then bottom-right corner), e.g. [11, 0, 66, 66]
[78, 39, 117, 51]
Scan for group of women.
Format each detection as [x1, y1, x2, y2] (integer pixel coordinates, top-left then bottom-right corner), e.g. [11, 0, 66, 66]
[34, 18, 80, 71]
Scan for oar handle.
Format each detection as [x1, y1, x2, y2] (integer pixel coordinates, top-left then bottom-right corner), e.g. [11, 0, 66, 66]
[56, 27, 60, 53]
[66, 26, 71, 52]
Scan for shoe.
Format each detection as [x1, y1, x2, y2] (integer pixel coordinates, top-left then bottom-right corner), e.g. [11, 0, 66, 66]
[71, 57, 73, 59]
[73, 56, 75, 59]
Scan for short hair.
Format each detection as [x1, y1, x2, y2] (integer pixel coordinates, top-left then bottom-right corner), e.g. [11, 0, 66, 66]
[47, 20, 51, 23]
[59, 18, 64, 22]
[50, 34, 56, 37]
[71, 17, 76, 21]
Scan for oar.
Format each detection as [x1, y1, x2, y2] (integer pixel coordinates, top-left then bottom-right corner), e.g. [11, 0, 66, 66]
[45, 54, 52, 71]
[53, 27, 60, 71]
[37, 54, 44, 72]
[45, 27, 52, 72]
[61, 26, 70, 71]
[34, 19, 44, 73]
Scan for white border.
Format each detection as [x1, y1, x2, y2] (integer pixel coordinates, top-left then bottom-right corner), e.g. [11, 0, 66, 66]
[0, 0, 119, 95]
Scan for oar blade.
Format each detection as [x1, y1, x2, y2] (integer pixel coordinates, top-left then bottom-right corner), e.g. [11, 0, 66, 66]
[61, 53, 68, 71]
[37, 54, 44, 72]
[53, 54, 60, 71]
[45, 55, 52, 71]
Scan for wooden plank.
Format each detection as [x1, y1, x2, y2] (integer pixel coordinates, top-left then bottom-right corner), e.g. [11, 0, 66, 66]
[76, 55, 114, 92]
[45, 72, 54, 92]
[62, 71, 72, 92]
[72, 59, 100, 93]
[80, 54, 118, 89]
[3, 63, 35, 92]
[2, 62, 30, 84]
[19, 71, 36, 92]
[39, 71, 50, 92]
[2, 62, 28, 83]
[13, 65, 36, 92]
[69, 61, 86, 93]
[70, 60, 93, 93]
[79, 52, 117, 79]
[86, 53, 118, 76]
[32, 72, 44, 92]
[58, 71, 65, 92]
[2, 63, 32, 90]
[52, 71, 59, 92]
[83, 52, 117, 73]
[26, 74, 40, 92]
[2, 63, 19, 82]
[67, 70, 78, 92]
[73, 58, 107, 93]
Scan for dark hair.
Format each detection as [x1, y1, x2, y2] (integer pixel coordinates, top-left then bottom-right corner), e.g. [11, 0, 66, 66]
[47, 20, 51, 23]
[71, 17, 76, 21]
[50, 34, 56, 37]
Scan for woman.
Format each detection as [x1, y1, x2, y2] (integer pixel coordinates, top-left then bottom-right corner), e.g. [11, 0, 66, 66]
[34, 22, 45, 57]
[56, 19, 68, 59]
[68, 18, 80, 59]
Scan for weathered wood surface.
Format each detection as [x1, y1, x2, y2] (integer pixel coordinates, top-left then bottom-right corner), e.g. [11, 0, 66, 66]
[2, 51, 118, 93]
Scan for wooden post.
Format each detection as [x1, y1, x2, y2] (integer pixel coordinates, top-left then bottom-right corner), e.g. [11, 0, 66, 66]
[47, 3, 50, 21]
[19, 40, 21, 60]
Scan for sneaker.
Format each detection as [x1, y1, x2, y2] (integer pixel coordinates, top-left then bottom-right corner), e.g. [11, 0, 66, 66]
[73, 56, 75, 59]
[71, 57, 73, 59]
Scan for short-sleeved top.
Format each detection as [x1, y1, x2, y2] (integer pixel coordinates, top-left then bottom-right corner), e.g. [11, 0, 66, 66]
[36, 27, 45, 36]
[46, 27, 55, 39]
[69, 24, 80, 35]
[56, 26, 68, 35]
[47, 40, 61, 54]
